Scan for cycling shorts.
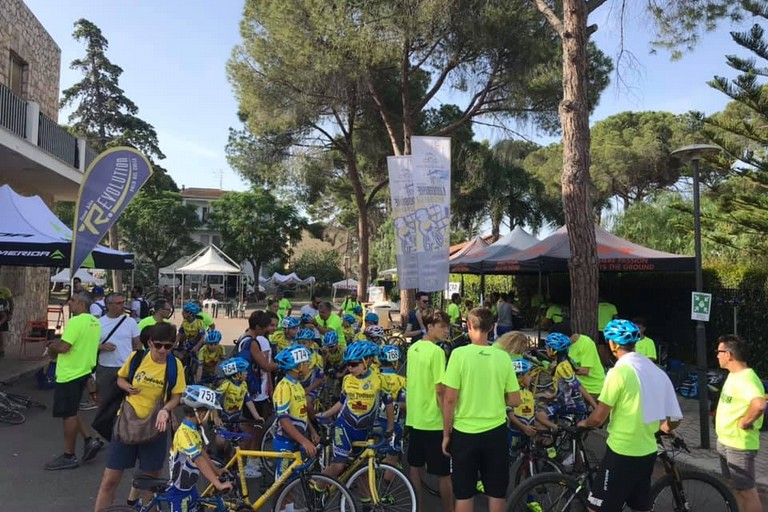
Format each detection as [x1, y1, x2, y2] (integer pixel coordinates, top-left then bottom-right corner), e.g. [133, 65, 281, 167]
[332, 416, 368, 463]
[274, 435, 300, 480]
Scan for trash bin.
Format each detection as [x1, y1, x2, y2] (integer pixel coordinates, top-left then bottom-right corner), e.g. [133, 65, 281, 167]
[373, 303, 392, 329]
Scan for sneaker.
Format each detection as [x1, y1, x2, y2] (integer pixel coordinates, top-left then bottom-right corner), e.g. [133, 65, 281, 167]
[44, 453, 79, 470]
[79, 400, 98, 411]
[82, 437, 103, 462]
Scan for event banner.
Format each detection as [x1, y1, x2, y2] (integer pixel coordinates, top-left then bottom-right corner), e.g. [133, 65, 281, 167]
[410, 136, 451, 292]
[387, 155, 419, 290]
[70, 147, 153, 274]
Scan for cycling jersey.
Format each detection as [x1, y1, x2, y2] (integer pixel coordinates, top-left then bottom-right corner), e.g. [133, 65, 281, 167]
[217, 379, 252, 417]
[169, 419, 203, 492]
[379, 368, 406, 422]
[338, 370, 390, 429]
[179, 318, 205, 348]
[273, 374, 309, 438]
[270, 330, 293, 352]
[510, 388, 536, 426]
[300, 350, 325, 392]
[323, 347, 343, 370]
[197, 344, 226, 375]
[342, 326, 356, 345]
[552, 357, 586, 412]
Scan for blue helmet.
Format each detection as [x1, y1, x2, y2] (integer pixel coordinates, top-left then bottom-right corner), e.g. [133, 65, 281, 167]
[282, 316, 300, 330]
[92, 286, 105, 296]
[300, 313, 315, 324]
[545, 332, 571, 352]
[512, 358, 533, 375]
[352, 304, 363, 314]
[365, 312, 379, 324]
[205, 330, 223, 344]
[342, 314, 356, 325]
[275, 345, 312, 371]
[360, 341, 381, 359]
[183, 301, 201, 315]
[381, 345, 401, 363]
[296, 328, 316, 341]
[343, 342, 368, 362]
[603, 319, 641, 345]
[323, 331, 339, 347]
[220, 357, 249, 376]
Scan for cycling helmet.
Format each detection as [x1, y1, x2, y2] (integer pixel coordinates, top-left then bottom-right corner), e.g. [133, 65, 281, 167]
[365, 312, 379, 324]
[364, 325, 385, 339]
[275, 345, 311, 371]
[183, 301, 201, 315]
[360, 340, 381, 359]
[343, 342, 368, 362]
[296, 328, 316, 341]
[220, 357, 249, 376]
[512, 358, 533, 375]
[342, 314, 356, 325]
[300, 313, 315, 324]
[545, 332, 571, 352]
[282, 316, 300, 330]
[381, 345, 401, 363]
[92, 286, 105, 296]
[182, 385, 221, 410]
[205, 330, 223, 344]
[603, 319, 641, 345]
[352, 305, 363, 314]
[323, 331, 339, 347]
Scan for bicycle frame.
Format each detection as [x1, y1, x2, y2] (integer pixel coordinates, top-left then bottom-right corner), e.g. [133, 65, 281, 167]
[337, 440, 384, 505]
[200, 448, 304, 510]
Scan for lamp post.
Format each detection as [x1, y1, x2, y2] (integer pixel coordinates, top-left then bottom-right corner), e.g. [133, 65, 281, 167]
[671, 143, 721, 449]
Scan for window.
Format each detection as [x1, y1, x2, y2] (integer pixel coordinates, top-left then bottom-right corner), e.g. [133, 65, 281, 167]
[212, 235, 221, 247]
[8, 52, 26, 97]
[201, 206, 209, 223]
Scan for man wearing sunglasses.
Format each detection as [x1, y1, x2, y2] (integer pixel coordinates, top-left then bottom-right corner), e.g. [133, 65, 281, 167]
[404, 291, 430, 342]
[95, 293, 141, 411]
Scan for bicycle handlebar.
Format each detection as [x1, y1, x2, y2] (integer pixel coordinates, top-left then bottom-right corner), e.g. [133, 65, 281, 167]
[214, 428, 253, 442]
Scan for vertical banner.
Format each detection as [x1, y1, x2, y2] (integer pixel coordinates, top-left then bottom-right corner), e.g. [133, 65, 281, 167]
[411, 136, 451, 292]
[387, 156, 419, 290]
[70, 147, 153, 274]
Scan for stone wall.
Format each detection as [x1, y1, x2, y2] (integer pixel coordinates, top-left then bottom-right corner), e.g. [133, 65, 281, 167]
[0, 0, 61, 119]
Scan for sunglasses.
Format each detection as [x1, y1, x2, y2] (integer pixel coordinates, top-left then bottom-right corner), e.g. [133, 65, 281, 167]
[153, 342, 174, 351]
[346, 361, 362, 368]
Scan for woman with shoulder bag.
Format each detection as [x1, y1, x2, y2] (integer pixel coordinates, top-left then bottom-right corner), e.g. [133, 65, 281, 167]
[94, 323, 186, 511]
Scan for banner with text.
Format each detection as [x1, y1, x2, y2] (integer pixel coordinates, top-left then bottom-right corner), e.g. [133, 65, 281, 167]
[70, 147, 153, 274]
[387, 155, 419, 290]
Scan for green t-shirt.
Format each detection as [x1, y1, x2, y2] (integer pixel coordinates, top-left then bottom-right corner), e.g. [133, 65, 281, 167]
[600, 364, 659, 456]
[137, 316, 171, 333]
[340, 298, 361, 315]
[56, 313, 101, 383]
[568, 335, 605, 395]
[597, 302, 618, 331]
[406, 340, 446, 430]
[716, 368, 765, 450]
[277, 298, 292, 319]
[545, 305, 563, 323]
[443, 343, 520, 434]
[635, 336, 657, 361]
[316, 314, 346, 348]
[447, 303, 461, 325]
[199, 312, 215, 329]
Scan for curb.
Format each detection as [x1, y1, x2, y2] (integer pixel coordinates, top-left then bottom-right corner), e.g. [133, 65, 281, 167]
[0, 359, 48, 384]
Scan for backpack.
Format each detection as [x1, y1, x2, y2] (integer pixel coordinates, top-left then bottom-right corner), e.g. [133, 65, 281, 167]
[91, 350, 178, 441]
[232, 334, 262, 396]
[137, 298, 151, 319]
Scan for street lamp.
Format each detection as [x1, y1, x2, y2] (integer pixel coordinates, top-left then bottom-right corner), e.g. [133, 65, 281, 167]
[671, 143, 721, 449]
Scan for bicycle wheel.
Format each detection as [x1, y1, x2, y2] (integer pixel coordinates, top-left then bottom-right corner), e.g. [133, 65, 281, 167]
[272, 473, 356, 512]
[506, 472, 589, 512]
[5, 392, 47, 410]
[649, 470, 738, 511]
[260, 416, 278, 477]
[0, 407, 25, 424]
[346, 461, 416, 512]
[512, 455, 563, 487]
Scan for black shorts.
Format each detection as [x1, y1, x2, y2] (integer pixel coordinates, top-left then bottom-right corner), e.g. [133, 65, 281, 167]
[587, 446, 656, 512]
[450, 424, 509, 499]
[52, 374, 89, 418]
[407, 428, 451, 477]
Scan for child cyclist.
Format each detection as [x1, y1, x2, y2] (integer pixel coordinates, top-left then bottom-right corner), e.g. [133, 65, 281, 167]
[316, 343, 394, 485]
[321, 331, 345, 397]
[544, 332, 598, 420]
[195, 329, 226, 385]
[364, 311, 379, 329]
[341, 314, 358, 346]
[378, 345, 407, 466]
[363, 325, 387, 345]
[507, 358, 558, 452]
[272, 345, 320, 481]
[272, 317, 300, 353]
[166, 385, 232, 511]
[211, 357, 264, 454]
[296, 328, 325, 417]
[177, 301, 206, 357]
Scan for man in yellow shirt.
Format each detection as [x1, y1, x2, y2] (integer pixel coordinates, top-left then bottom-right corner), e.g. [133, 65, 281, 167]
[632, 317, 657, 361]
[447, 293, 462, 326]
[715, 334, 766, 512]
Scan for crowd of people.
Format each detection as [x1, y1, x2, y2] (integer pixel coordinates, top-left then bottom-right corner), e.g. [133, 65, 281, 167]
[23, 282, 767, 512]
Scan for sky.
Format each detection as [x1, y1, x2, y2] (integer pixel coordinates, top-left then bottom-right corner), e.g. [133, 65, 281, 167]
[24, 0, 756, 198]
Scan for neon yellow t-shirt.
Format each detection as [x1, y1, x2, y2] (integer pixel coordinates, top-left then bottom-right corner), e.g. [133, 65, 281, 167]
[545, 305, 563, 324]
[447, 303, 461, 325]
[118, 352, 186, 418]
[316, 314, 346, 348]
[716, 368, 765, 450]
[170, 419, 203, 491]
[199, 312, 214, 329]
[635, 336, 657, 361]
[137, 316, 170, 333]
[217, 379, 251, 415]
[406, 340, 446, 430]
[341, 298, 361, 315]
[57, 313, 101, 383]
[599, 364, 658, 456]
[443, 343, 520, 434]
[278, 298, 292, 319]
[568, 335, 605, 395]
[597, 302, 618, 331]
[274, 374, 309, 437]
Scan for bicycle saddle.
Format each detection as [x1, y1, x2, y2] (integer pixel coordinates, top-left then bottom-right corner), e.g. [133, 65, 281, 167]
[132, 475, 170, 492]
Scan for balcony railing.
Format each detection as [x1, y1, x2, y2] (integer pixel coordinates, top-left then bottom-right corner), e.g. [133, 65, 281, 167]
[0, 82, 100, 172]
[0, 82, 27, 138]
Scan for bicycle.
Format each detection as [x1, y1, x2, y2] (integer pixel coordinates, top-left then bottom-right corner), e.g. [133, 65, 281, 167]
[0, 384, 47, 425]
[505, 429, 738, 511]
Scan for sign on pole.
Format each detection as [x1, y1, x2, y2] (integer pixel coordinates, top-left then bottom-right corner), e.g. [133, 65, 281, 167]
[387, 155, 419, 290]
[691, 292, 712, 322]
[444, 281, 461, 300]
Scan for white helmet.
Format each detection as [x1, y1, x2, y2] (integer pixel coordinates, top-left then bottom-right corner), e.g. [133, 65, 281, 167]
[182, 385, 221, 410]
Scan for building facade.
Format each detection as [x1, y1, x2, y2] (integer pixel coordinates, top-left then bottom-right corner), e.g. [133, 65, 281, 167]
[180, 186, 226, 247]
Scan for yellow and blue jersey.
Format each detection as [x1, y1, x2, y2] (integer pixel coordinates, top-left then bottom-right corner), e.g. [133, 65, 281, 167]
[216, 379, 252, 417]
[169, 419, 203, 492]
[197, 344, 226, 373]
[179, 318, 205, 346]
[300, 350, 325, 389]
[339, 370, 391, 429]
[551, 357, 586, 413]
[273, 374, 309, 438]
[510, 388, 536, 427]
[379, 368, 406, 422]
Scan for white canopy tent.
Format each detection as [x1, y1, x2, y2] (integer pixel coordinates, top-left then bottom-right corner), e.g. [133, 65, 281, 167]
[332, 278, 359, 303]
[51, 268, 105, 285]
[165, 245, 244, 305]
[263, 272, 316, 287]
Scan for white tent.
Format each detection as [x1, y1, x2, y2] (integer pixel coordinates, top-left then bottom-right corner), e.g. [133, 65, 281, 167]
[264, 272, 316, 287]
[332, 278, 359, 303]
[51, 268, 105, 285]
[168, 245, 244, 304]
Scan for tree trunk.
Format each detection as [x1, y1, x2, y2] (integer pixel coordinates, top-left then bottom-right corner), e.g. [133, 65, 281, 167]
[109, 225, 123, 294]
[250, 259, 261, 302]
[560, 0, 599, 340]
[346, 157, 369, 300]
